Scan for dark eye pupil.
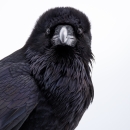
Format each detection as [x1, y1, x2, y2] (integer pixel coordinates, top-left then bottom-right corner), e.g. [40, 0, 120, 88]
[46, 28, 50, 35]
[77, 28, 83, 34]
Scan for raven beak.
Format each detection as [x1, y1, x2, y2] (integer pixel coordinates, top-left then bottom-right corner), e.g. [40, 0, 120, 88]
[59, 26, 68, 44]
[52, 25, 77, 46]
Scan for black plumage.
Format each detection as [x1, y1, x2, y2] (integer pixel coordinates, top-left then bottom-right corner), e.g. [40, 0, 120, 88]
[0, 7, 94, 130]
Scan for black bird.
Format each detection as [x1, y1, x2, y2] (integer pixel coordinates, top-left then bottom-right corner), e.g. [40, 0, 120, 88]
[0, 7, 94, 130]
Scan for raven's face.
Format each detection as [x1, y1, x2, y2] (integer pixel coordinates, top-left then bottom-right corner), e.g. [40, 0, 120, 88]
[25, 7, 93, 66]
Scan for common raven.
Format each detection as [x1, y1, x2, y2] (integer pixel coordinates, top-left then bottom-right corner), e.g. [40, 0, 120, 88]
[0, 7, 94, 130]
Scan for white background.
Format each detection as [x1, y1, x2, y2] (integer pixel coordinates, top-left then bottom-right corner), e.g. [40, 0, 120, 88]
[0, 0, 130, 130]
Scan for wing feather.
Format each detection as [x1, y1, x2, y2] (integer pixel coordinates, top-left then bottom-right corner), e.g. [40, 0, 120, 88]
[0, 62, 39, 130]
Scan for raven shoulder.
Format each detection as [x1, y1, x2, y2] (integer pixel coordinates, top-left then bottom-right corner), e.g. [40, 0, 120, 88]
[0, 57, 39, 130]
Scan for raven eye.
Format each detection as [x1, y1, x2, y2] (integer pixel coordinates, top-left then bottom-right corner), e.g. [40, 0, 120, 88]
[77, 28, 83, 34]
[46, 28, 50, 35]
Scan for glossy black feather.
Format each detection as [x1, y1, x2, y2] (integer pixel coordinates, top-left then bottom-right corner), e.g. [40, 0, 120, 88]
[0, 7, 94, 130]
[0, 61, 39, 130]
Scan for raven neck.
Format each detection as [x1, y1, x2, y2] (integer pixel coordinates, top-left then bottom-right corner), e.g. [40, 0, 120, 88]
[25, 48, 93, 129]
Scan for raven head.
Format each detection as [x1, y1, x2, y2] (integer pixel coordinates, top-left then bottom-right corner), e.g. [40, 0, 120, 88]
[24, 7, 93, 67]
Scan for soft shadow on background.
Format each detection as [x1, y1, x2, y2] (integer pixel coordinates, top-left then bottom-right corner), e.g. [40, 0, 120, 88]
[0, 0, 130, 130]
